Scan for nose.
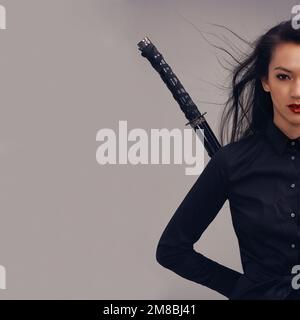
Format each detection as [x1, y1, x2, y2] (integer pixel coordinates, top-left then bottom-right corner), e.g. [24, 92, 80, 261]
[290, 79, 300, 100]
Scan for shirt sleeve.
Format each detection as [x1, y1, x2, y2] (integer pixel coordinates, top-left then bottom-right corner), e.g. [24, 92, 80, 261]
[155, 147, 242, 299]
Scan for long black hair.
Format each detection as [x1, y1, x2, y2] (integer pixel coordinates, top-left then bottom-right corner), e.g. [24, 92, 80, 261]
[217, 19, 300, 145]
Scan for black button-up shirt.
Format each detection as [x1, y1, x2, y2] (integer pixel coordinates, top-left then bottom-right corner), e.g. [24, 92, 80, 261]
[156, 117, 300, 299]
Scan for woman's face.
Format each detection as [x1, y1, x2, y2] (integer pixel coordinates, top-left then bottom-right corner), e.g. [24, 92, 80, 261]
[261, 42, 300, 132]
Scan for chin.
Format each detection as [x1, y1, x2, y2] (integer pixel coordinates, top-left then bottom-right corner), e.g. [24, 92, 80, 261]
[286, 118, 300, 126]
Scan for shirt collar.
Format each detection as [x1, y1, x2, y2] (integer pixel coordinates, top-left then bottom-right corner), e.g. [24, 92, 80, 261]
[263, 118, 300, 155]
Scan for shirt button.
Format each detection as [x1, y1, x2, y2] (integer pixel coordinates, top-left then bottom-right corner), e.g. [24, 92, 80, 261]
[291, 156, 295, 160]
[291, 141, 296, 146]
[291, 243, 296, 248]
[291, 212, 296, 218]
[291, 183, 296, 188]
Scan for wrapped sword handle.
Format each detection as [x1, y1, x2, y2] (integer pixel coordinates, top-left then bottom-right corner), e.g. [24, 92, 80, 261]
[137, 36, 221, 158]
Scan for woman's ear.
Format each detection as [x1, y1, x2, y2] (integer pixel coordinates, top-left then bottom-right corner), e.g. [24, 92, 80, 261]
[261, 76, 270, 92]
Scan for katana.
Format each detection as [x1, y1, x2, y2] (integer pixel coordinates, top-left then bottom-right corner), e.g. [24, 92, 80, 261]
[137, 36, 221, 158]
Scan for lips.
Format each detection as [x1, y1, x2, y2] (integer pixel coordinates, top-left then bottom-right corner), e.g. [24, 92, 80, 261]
[288, 104, 300, 113]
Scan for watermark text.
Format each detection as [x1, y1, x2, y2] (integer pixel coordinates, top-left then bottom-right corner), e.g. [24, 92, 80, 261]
[96, 121, 205, 175]
[0, 4, 6, 30]
[0, 265, 6, 289]
[292, 5, 300, 29]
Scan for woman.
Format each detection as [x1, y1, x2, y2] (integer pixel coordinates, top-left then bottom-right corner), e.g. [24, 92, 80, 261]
[156, 19, 300, 300]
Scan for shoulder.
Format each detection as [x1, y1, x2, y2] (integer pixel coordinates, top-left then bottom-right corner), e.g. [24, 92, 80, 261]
[222, 130, 262, 153]
[214, 131, 265, 170]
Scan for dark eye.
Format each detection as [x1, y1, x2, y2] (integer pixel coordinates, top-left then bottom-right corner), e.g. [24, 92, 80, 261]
[276, 74, 290, 80]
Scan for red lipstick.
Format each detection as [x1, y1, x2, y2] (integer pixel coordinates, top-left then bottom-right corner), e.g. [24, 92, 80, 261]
[288, 104, 300, 113]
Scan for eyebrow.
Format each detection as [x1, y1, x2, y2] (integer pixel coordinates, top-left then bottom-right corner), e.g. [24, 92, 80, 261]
[274, 66, 292, 73]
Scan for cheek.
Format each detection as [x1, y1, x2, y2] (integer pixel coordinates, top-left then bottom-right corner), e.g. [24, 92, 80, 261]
[269, 82, 289, 102]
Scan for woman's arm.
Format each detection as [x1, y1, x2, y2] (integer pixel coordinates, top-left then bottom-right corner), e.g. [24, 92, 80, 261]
[156, 148, 242, 299]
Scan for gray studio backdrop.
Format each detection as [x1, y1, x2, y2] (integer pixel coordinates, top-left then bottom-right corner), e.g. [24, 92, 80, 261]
[0, 0, 295, 299]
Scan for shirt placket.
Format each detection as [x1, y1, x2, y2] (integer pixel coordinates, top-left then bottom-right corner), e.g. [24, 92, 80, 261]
[287, 140, 300, 264]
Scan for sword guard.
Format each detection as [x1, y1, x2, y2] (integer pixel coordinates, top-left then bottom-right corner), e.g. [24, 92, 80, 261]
[185, 112, 207, 127]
